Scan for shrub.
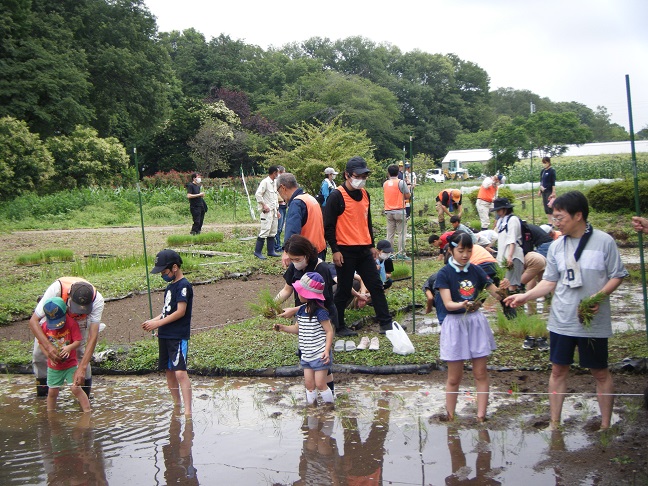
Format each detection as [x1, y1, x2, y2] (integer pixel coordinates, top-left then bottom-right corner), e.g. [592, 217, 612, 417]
[587, 179, 648, 212]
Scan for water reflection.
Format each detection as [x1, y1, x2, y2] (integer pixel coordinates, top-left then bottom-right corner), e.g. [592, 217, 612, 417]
[162, 413, 198, 485]
[38, 413, 108, 485]
[0, 375, 637, 485]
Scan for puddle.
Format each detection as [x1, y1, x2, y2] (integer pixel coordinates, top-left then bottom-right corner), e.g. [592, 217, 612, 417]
[0, 375, 617, 485]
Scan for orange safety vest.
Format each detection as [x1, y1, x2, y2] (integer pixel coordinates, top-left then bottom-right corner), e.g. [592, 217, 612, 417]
[336, 187, 371, 246]
[58, 277, 95, 320]
[294, 194, 326, 253]
[437, 189, 461, 205]
[383, 178, 406, 211]
[477, 183, 498, 203]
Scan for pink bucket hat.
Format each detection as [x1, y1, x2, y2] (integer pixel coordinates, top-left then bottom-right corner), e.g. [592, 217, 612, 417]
[292, 272, 326, 301]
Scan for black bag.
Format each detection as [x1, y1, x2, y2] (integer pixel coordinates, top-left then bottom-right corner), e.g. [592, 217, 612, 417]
[519, 219, 534, 255]
[314, 193, 325, 205]
[202, 199, 208, 213]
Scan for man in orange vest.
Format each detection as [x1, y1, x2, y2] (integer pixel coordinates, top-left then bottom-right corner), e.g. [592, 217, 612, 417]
[276, 172, 327, 266]
[383, 164, 410, 258]
[436, 189, 463, 232]
[475, 174, 503, 230]
[29, 277, 105, 397]
[324, 156, 396, 336]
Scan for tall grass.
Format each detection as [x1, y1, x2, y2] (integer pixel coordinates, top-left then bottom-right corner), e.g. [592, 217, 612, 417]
[167, 232, 225, 246]
[493, 311, 548, 338]
[16, 249, 74, 265]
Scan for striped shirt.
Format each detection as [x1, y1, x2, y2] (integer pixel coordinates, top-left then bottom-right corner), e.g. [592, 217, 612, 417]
[296, 305, 330, 362]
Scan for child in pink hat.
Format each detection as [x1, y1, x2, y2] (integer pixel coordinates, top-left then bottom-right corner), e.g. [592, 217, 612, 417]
[274, 272, 335, 405]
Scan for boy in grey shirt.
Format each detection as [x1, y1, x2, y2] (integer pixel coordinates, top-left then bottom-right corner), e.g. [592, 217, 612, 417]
[505, 191, 627, 430]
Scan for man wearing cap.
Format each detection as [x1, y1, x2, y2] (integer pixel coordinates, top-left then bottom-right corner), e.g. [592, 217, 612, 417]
[397, 161, 405, 180]
[276, 172, 326, 265]
[476, 174, 503, 231]
[383, 164, 410, 258]
[29, 277, 105, 397]
[436, 189, 463, 232]
[254, 165, 282, 259]
[320, 167, 338, 207]
[186, 173, 206, 235]
[324, 156, 395, 335]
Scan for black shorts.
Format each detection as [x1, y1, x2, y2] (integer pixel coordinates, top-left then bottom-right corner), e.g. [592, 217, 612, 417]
[549, 331, 608, 369]
[158, 338, 189, 371]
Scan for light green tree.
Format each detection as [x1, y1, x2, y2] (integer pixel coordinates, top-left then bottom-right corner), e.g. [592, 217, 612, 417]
[262, 117, 375, 195]
[45, 126, 129, 189]
[0, 116, 54, 200]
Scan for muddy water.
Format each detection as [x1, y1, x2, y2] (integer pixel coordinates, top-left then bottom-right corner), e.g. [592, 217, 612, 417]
[0, 375, 610, 485]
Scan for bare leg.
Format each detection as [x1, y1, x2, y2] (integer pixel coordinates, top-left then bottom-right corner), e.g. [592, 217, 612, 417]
[175, 370, 192, 417]
[47, 387, 59, 411]
[165, 370, 182, 406]
[591, 368, 614, 429]
[548, 363, 570, 428]
[472, 356, 489, 420]
[446, 361, 464, 420]
[71, 384, 91, 412]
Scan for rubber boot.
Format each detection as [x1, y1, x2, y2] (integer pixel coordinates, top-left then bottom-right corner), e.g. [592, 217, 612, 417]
[254, 237, 266, 259]
[267, 238, 281, 257]
[439, 220, 446, 232]
[36, 377, 48, 397]
[82, 378, 92, 398]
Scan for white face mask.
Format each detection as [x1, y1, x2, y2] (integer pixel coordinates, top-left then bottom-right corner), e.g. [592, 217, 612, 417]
[293, 259, 308, 271]
[350, 178, 366, 189]
[195, 177, 201, 184]
[378, 252, 390, 261]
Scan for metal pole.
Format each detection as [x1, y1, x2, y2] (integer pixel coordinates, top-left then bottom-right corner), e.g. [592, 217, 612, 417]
[625, 75, 648, 340]
[409, 133, 416, 334]
[529, 102, 536, 224]
[134, 148, 153, 320]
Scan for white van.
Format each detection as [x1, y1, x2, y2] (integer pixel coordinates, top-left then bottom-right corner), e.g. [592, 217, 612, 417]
[426, 168, 445, 183]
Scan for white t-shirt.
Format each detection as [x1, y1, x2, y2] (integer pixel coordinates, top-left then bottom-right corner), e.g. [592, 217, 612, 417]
[495, 215, 524, 264]
[34, 280, 105, 326]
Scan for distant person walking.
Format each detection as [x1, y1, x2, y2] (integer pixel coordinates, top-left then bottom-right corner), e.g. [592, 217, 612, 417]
[476, 174, 503, 230]
[539, 157, 557, 224]
[186, 173, 206, 235]
[383, 164, 410, 258]
[254, 166, 281, 259]
[320, 167, 338, 207]
[436, 189, 463, 232]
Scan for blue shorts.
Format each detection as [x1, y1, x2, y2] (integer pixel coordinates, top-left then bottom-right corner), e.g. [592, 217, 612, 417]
[159, 338, 189, 371]
[549, 331, 608, 369]
[300, 355, 332, 372]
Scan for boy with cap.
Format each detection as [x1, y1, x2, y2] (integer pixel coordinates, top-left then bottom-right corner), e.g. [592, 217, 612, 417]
[435, 189, 463, 232]
[41, 297, 91, 412]
[29, 277, 104, 398]
[142, 249, 194, 417]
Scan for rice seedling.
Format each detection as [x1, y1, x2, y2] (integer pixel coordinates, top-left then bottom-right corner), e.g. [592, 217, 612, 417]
[494, 311, 547, 338]
[249, 288, 284, 319]
[167, 232, 224, 246]
[391, 264, 411, 279]
[16, 249, 74, 265]
[578, 292, 607, 328]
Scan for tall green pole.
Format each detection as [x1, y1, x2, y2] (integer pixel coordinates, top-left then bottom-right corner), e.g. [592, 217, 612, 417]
[625, 75, 648, 341]
[529, 102, 536, 225]
[409, 133, 416, 333]
[134, 148, 153, 320]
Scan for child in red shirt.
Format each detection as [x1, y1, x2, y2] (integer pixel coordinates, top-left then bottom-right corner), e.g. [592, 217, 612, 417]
[41, 297, 90, 412]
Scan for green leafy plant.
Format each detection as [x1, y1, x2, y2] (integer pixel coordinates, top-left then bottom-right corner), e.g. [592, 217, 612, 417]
[167, 232, 224, 246]
[16, 249, 74, 265]
[578, 292, 607, 328]
[249, 289, 284, 319]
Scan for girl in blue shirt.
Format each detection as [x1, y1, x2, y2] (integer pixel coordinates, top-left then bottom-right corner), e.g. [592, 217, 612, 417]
[435, 232, 501, 421]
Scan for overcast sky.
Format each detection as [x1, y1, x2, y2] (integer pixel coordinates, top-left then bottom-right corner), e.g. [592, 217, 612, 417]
[144, 0, 648, 132]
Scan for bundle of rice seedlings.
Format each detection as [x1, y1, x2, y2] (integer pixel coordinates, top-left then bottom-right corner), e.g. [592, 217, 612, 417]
[465, 289, 490, 312]
[577, 292, 607, 328]
[249, 289, 284, 319]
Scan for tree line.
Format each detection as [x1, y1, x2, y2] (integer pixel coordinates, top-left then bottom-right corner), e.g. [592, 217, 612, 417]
[1, 0, 644, 200]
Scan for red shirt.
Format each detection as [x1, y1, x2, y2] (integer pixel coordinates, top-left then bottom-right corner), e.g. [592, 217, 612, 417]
[41, 315, 83, 370]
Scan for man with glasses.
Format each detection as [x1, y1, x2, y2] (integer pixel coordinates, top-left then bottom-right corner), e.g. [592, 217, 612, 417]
[324, 157, 395, 336]
[505, 191, 627, 430]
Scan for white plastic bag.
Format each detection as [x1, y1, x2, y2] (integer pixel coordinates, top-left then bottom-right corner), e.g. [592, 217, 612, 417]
[385, 322, 415, 355]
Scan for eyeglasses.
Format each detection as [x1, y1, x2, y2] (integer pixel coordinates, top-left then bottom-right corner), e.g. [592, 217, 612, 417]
[552, 215, 566, 224]
[352, 174, 369, 180]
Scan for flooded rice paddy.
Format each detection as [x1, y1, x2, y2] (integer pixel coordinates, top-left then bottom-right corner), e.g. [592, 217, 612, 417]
[0, 374, 627, 485]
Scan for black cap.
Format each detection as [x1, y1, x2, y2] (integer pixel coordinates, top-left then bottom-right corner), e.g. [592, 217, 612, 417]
[490, 197, 515, 212]
[376, 240, 394, 253]
[151, 249, 183, 274]
[345, 156, 370, 176]
[68, 282, 95, 314]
